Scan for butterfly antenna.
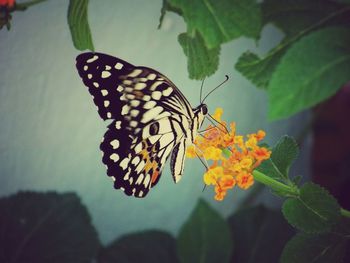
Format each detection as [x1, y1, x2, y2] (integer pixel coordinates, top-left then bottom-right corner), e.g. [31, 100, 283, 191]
[201, 75, 229, 103]
[202, 184, 207, 192]
[207, 113, 230, 134]
[199, 77, 206, 104]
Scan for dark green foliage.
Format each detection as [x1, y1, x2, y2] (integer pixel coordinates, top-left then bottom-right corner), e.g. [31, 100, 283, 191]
[99, 230, 178, 263]
[0, 191, 100, 263]
[281, 233, 348, 263]
[177, 199, 233, 263]
[282, 183, 341, 233]
[257, 136, 298, 183]
[228, 205, 295, 263]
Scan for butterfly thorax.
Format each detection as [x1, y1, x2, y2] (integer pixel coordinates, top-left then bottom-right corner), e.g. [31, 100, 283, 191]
[188, 104, 207, 145]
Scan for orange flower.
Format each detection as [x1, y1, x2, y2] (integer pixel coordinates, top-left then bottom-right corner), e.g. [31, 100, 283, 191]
[236, 172, 254, 190]
[253, 147, 271, 161]
[0, 0, 15, 8]
[186, 108, 271, 201]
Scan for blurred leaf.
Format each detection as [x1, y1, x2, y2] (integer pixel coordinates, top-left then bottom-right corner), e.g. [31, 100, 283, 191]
[235, 0, 350, 90]
[99, 230, 178, 263]
[268, 27, 350, 120]
[167, 0, 261, 48]
[280, 233, 348, 263]
[228, 205, 294, 263]
[257, 136, 298, 182]
[0, 191, 99, 263]
[177, 199, 232, 263]
[282, 183, 341, 233]
[178, 32, 220, 80]
[263, 0, 350, 37]
[67, 0, 94, 51]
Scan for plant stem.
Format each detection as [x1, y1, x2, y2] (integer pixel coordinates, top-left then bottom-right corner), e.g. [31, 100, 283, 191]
[252, 170, 299, 197]
[340, 208, 350, 218]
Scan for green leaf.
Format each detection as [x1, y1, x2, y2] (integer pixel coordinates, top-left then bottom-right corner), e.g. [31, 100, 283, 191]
[257, 135, 298, 182]
[67, 0, 94, 51]
[268, 27, 350, 120]
[177, 199, 232, 263]
[168, 0, 261, 48]
[235, 49, 287, 89]
[0, 191, 99, 262]
[228, 205, 295, 263]
[235, 1, 350, 90]
[99, 230, 178, 263]
[282, 183, 341, 233]
[281, 233, 348, 263]
[178, 32, 220, 80]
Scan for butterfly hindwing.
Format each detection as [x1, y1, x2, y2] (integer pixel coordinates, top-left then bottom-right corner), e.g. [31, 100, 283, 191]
[76, 52, 194, 197]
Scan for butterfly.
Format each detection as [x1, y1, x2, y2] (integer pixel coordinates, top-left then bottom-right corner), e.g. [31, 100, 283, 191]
[76, 52, 209, 198]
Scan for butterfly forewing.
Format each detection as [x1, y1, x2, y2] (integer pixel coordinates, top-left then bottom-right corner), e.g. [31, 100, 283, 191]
[76, 52, 194, 197]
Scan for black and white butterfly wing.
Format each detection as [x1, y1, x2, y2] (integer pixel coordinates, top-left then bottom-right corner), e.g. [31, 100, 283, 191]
[76, 52, 193, 197]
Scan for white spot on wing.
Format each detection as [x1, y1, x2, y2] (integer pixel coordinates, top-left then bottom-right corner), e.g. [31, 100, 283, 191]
[87, 74, 92, 79]
[147, 73, 156, 80]
[93, 82, 99, 88]
[115, 121, 122, 129]
[152, 91, 162, 100]
[115, 62, 123, 70]
[110, 139, 120, 149]
[102, 71, 111, 78]
[141, 106, 163, 123]
[101, 89, 108, 96]
[117, 85, 124, 92]
[143, 176, 150, 188]
[135, 83, 147, 90]
[87, 55, 98, 63]
[132, 156, 140, 165]
[83, 65, 88, 71]
[107, 112, 112, 118]
[134, 142, 142, 153]
[128, 69, 142, 77]
[144, 101, 156, 109]
[130, 109, 139, 117]
[136, 173, 144, 184]
[122, 105, 129, 115]
[104, 100, 110, 107]
[110, 153, 119, 162]
[130, 100, 140, 107]
[120, 158, 129, 170]
[162, 87, 173, 96]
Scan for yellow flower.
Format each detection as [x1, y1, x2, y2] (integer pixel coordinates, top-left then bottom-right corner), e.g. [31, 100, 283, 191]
[236, 172, 254, 190]
[203, 167, 223, 185]
[186, 107, 271, 201]
[212, 107, 223, 122]
[203, 146, 222, 160]
[186, 145, 197, 158]
[240, 157, 253, 169]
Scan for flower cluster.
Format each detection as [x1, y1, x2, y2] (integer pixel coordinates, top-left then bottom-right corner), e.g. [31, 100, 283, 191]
[186, 108, 271, 201]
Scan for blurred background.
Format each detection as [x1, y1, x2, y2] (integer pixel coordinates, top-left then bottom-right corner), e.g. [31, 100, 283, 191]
[0, 0, 314, 247]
